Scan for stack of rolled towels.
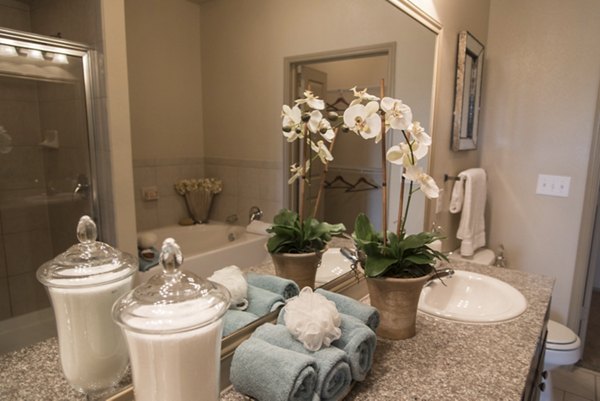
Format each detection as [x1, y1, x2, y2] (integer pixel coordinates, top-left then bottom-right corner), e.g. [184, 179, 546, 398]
[207, 266, 300, 337]
[230, 288, 379, 401]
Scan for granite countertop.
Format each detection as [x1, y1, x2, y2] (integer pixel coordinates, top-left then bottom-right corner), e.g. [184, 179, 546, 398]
[222, 261, 554, 401]
[0, 260, 553, 401]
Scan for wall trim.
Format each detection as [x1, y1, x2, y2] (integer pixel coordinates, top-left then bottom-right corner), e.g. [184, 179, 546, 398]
[569, 78, 600, 334]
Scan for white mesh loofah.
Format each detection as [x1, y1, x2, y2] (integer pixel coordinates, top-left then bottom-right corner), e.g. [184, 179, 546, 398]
[208, 265, 248, 310]
[283, 287, 342, 351]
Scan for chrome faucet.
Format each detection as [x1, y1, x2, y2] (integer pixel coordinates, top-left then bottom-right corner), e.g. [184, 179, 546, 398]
[249, 206, 263, 223]
[425, 267, 455, 287]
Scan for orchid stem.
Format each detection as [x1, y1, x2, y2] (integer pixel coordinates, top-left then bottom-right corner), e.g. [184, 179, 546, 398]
[313, 126, 339, 219]
[379, 79, 387, 245]
[299, 123, 308, 227]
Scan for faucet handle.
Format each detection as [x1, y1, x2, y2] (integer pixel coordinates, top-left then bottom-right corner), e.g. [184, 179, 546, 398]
[249, 206, 263, 222]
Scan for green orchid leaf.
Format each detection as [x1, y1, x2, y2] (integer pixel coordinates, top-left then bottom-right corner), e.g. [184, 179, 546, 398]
[268, 209, 346, 254]
[354, 213, 376, 241]
[364, 254, 398, 277]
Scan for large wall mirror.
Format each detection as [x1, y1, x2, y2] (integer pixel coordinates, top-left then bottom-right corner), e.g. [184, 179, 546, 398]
[125, 0, 441, 346]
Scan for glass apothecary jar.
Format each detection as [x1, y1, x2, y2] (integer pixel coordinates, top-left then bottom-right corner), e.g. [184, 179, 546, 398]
[112, 238, 230, 401]
[36, 216, 137, 396]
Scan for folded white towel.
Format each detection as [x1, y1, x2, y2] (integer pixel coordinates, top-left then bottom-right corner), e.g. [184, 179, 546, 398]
[246, 220, 272, 236]
[208, 265, 248, 310]
[449, 168, 487, 256]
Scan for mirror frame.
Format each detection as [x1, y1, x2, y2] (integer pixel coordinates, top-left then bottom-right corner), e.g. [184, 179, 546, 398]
[451, 30, 485, 151]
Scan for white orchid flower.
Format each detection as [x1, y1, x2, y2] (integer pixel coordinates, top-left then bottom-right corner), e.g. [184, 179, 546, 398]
[317, 118, 335, 142]
[307, 110, 323, 134]
[350, 86, 380, 106]
[386, 141, 429, 167]
[343, 101, 381, 140]
[295, 90, 325, 110]
[381, 97, 413, 130]
[403, 165, 439, 199]
[288, 160, 311, 184]
[408, 121, 431, 146]
[282, 105, 303, 142]
[310, 140, 333, 164]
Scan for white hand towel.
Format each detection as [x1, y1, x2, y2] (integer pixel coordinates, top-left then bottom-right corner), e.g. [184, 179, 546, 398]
[452, 168, 487, 257]
[449, 176, 465, 214]
[246, 220, 272, 236]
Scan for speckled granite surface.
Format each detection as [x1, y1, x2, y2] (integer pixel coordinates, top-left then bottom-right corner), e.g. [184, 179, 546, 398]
[0, 260, 553, 401]
[221, 261, 554, 401]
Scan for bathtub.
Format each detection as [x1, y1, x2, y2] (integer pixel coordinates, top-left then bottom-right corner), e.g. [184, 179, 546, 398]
[137, 222, 269, 280]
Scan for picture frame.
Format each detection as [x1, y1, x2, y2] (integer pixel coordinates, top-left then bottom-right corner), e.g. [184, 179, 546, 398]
[451, 31, 484, 151]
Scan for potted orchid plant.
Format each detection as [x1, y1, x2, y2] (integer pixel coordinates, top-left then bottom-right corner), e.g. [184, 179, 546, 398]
[343, 85, 447, 340]
[267, 90, 346, 289]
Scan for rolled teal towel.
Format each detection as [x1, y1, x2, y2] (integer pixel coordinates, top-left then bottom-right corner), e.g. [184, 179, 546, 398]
[222, 310, 259, 337]
[253, 323, 352, 401]
[333, 314, 376, 382]
[315, 288, 380, 331]
[247, 273, 300, 299]
[246, 284, 285, 316]
[230, 337, 318, 401]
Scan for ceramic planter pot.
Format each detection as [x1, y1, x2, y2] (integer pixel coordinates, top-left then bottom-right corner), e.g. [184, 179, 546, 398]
[366, 270, 432, 340]
[269, 250, 324, 290]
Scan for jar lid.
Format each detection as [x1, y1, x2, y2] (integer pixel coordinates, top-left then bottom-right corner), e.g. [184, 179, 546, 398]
[112, 238, 230, 334]
[36, 215, 137, 289]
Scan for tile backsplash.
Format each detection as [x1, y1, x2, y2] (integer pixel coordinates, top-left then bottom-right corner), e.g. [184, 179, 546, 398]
[133, 157, 283, 232]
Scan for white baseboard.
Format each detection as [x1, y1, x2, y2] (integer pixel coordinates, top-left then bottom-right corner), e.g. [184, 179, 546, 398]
[0, 308, 57, 355]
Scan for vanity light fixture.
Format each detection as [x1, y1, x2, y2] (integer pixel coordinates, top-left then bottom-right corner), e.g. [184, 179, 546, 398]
[0, 44, 17, 57]
[20, 48, 44, 60]
[49, 52, 69, 64]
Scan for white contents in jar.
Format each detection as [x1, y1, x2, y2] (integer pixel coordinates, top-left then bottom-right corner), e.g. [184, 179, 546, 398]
[49, 277, 132, 394]
[123, 318, 223, 401]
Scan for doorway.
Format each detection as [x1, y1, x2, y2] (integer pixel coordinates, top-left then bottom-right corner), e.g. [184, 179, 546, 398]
[285, 46, 393, 232]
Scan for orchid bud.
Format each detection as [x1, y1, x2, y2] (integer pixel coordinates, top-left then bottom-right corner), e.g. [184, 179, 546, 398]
[301, 113, 311, 123]
[342, 126, 350, 133]
[295, 128, 302, 134]
[282, 126, 292, 133]
[319, 128, 328, 134]
[327, 112, 339, 121]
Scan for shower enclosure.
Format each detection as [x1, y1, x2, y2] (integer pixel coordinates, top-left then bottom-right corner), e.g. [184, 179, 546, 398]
[0, 28, 101, 329]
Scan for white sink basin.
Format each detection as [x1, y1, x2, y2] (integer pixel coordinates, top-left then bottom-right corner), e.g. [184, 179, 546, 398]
[315, 248, 353, 286]
[418, 270, 527, 323]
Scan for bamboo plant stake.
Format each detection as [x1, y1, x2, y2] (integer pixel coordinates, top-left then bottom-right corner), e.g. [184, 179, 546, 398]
[379, 79, 388, 245]
[298, 123, 308, 226]
[312, 126, 340, 219]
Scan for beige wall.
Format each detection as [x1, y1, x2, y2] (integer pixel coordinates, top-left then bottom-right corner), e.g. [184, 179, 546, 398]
[125, 0, 204, 161]
[100, 0, 136, 254]
[199, 0, 436, 163]
[480, 0, 600, 323]
[424, 0, 491, 251]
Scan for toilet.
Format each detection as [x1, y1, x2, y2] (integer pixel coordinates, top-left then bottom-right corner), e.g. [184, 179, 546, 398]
[448, 247, 496, 265]
[541, 320, 582, 401]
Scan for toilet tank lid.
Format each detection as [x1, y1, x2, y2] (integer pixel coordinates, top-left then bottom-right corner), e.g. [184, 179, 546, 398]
[547, 320, 578, 344]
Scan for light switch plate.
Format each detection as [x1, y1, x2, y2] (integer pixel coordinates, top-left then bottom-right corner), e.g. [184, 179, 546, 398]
[536, 174, 571, 197]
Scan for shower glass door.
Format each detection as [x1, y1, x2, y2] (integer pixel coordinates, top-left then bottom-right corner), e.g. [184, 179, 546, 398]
[0, 28, 98, 328]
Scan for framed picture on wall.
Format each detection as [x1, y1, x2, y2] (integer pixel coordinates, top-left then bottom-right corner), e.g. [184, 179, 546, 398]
[451, 31, 484, 151]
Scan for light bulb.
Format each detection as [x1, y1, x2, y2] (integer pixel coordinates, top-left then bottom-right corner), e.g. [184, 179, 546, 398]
[26, 49, 44, 60]
[51, 53, 69, 64]
[0, 44, 17, 57]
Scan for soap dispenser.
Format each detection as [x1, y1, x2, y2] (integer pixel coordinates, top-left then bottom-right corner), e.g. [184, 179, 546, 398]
[36, 215, 137, 396]
[112, 238, 230, 401]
